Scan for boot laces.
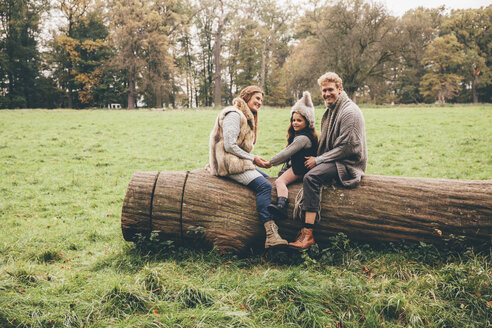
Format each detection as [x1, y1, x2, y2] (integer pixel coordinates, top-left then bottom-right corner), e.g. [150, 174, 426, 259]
[266, 222, 277, 235]
[296, 229, 307, 242]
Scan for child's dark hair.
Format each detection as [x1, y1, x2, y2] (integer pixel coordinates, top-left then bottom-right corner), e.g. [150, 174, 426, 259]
[286, 113, 319, 147]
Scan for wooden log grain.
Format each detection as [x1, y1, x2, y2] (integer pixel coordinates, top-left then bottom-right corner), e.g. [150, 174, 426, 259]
[121, 169, 491, 253]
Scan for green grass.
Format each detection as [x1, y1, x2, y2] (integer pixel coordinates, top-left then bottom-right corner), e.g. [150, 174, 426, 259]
[0, 105, 491, 327]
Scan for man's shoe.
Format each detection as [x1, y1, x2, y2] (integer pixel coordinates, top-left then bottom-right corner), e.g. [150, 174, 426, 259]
[288, 228, 315, 249]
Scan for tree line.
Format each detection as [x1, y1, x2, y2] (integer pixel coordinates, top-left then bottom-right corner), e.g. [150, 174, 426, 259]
[0, 0, 490, 109]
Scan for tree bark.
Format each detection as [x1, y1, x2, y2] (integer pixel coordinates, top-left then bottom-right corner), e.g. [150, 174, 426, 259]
[67, 69, 73, 109]
[121, 169, 491, 254]
[128, 61, 135, 109]
[260, 42, 267, 91]
[184, 35, 193, 108]
[67, 15, 74, 109]
[212, 0, 229, 107]
[472, 67, 479, 104]
[213, 17, 223, 107]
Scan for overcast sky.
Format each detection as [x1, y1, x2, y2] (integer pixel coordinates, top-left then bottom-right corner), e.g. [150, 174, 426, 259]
[41, 0, 491, 39]
[381, 0, 491, 16]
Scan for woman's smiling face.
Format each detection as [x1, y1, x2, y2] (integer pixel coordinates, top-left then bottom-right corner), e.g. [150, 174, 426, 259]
[247, 92, 263, 113]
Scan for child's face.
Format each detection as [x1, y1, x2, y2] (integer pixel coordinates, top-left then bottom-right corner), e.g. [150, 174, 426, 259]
[291, 113, 307, 132]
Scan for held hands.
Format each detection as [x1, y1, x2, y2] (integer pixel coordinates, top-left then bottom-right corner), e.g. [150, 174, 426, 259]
[304, 156, 317, 169]
[254, 155, 272, 168]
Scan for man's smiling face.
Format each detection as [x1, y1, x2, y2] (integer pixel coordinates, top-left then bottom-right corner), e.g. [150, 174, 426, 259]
[320, 81, 342, 106]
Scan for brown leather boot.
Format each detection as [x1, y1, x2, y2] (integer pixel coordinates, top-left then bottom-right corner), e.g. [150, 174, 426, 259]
[288, 228, 315, 249]
[264, 220, 288, 248]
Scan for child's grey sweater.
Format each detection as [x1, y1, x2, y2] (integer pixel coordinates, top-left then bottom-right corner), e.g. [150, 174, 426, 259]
[269, 136, 312, 166]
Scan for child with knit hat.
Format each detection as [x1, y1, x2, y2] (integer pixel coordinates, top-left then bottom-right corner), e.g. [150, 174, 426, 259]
[267, 91, 319, 220]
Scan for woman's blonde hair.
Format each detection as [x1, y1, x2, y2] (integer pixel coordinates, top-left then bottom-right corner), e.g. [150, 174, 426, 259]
[239, 86, 264, 103]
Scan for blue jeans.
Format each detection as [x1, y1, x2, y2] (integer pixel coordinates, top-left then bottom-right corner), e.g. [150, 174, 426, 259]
[247, 169, 273, 223]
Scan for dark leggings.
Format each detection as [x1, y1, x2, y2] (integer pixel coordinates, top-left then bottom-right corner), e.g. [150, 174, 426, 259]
[247, 169, 273, 223]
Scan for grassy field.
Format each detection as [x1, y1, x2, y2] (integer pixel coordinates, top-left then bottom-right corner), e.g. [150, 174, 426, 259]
[0, 105, 491, 327]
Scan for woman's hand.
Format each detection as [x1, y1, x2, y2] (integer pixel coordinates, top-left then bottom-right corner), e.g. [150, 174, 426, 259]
[254, 156, 272, 168]
[304, 156, 317, 169]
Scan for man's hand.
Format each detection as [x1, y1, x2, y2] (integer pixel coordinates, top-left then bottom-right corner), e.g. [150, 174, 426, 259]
[254, 156, 272, 168]
[304, 156, 317, 169]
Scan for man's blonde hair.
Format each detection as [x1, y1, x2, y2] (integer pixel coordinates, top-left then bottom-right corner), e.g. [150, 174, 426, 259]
[317, 72, 343, 89]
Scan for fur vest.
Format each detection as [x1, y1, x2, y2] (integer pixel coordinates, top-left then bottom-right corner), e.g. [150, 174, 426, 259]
[207, 98, 258, 176]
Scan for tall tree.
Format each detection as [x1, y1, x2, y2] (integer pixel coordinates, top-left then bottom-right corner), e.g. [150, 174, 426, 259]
[107, 0, 182, 109]
[288, 0, 398, 99]
[393, 7, 443, 103]
[70, 11, 114, 107]
[51, 0, 91, 108]
[232, 20, 262, 88]
[50, 2, 117, 108]
[169, 0, 196, 108]
[255, 0, 293, 104]
[212, 0, 230, 107]
[420, 34, 465, 103]
[193, 0, 234, 107]
[175, 26, 197, 108]
[442, 7, 492, 103]
[194, 8, 214, 106]
[0, 0, 44, 108]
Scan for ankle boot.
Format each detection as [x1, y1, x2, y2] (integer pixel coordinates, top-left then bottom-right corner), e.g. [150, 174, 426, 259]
[267, 197, 289, 220]
[264, 220, 288, 248]
[288, 228, 315, 249]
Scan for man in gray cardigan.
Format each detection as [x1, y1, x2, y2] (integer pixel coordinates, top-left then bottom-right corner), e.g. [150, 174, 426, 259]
[289, 72, 368, 249]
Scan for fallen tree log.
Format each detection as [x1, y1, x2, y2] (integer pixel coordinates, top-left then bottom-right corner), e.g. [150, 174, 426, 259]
[121, 169, 491, 253]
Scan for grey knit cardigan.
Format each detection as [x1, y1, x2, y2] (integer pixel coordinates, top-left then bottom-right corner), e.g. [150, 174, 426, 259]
[316, 91, 367, 188]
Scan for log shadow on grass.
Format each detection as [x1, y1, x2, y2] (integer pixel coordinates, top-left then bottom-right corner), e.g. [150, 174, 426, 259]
[119, 229, 489, 269]
[126, 229, 214, 258]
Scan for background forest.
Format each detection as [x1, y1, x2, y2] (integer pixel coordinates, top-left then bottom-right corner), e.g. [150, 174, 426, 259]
[0, 0, 491, 109]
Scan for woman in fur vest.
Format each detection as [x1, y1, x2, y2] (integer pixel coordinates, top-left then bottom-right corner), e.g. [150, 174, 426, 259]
[207, 86, 288, 249]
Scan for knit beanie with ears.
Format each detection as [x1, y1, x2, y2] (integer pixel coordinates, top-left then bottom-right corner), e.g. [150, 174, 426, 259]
[290, 91, 315, 128]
